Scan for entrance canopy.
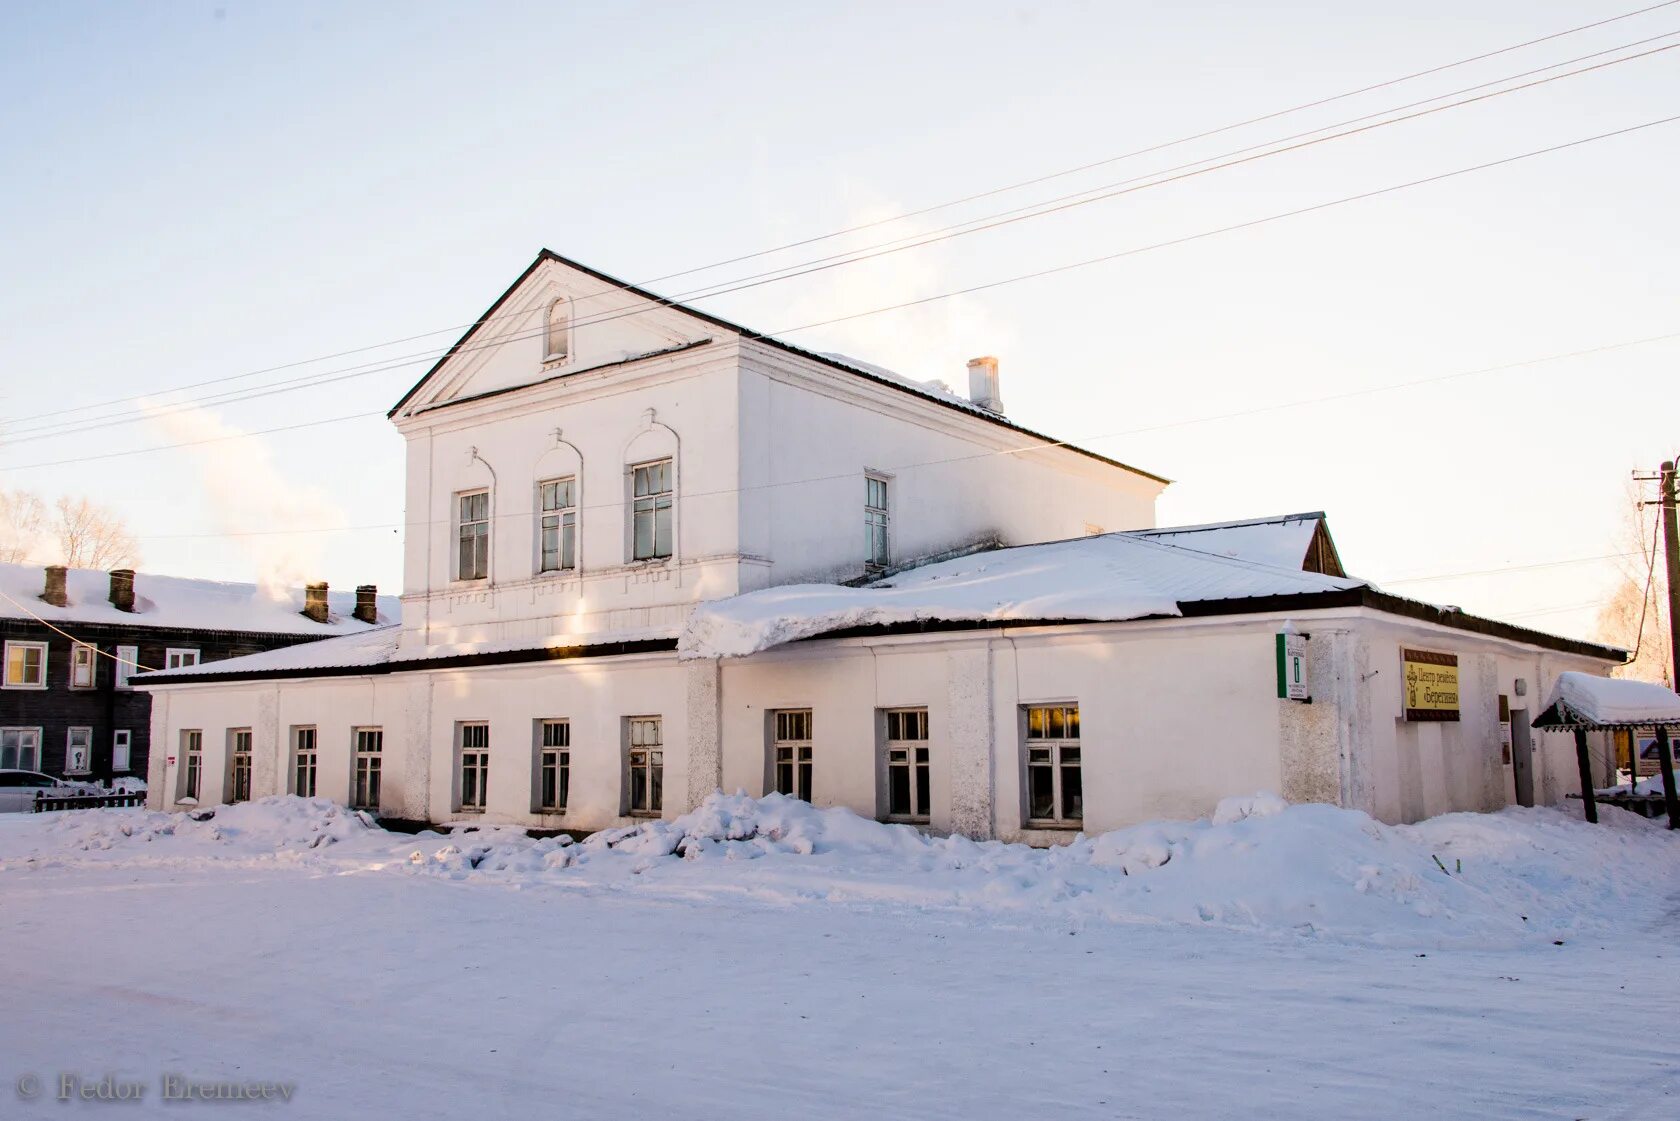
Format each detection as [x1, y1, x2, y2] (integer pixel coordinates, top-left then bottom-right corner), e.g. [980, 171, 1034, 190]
[1532, 671, 1680, 730]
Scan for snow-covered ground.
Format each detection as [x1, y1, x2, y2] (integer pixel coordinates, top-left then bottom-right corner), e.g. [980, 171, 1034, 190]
[2, 795, 1676, 1119]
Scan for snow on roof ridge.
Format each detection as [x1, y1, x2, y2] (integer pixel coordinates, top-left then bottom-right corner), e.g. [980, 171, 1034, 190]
[817, 351, 968, 408]
[1129, 511, 1328, 536]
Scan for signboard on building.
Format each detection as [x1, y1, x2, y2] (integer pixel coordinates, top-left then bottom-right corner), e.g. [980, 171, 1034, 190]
[1276, 632, 1310, 701]
[1402, 648, 1460, 721]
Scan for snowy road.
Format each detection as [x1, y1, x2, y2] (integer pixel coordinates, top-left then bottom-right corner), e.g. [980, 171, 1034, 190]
[2, 801, 1677, 1119]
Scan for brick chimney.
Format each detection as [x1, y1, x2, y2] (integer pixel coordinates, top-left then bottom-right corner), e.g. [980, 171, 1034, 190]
[302, 582, 330, 624]
[353, 584, 378, 624]
[41, 565, 68, 608]
[108, 569, 135, 613]
[967, 356, 1003, 414]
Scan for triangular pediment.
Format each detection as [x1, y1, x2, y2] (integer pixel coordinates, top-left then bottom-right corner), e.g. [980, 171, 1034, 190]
[390, 251, 741, 416]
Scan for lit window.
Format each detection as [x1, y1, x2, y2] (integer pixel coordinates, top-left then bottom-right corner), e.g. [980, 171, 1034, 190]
[627, 717, 663, 814]
[181, 729, 203, 801]
[1023, 704, 1082, 826]
[883, 709, 930, 822]
[771, 710, 813, 802]
[538, 478, 578, 573]
[0, 728, 41, 770]
[291, 726, 318, 798]
[228, 729, 252, 803]
[3, 641, 47, 689]
[866, 475, 889, 568]
[165, 648, 200, 670]
[631, 460, 673, 560]
[70, 643, 97, 689]
[537, 720, 569, 813]
[544, 297, 571, 363]
[457, 490, 490, 581]
[353, 728, 382, 811]
[459, 723, 489, 811]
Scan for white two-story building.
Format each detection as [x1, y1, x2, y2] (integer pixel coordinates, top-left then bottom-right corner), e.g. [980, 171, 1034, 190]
[138, 250, 1623, 840]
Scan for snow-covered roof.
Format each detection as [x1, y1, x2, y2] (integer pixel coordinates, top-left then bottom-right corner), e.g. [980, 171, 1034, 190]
[1126, 513, 1331, 573]
[1533, 671, 1680, 729]
[0, 562, 399, 636]
[818, 353, 971, 411]
[679, 532, 1367, 658]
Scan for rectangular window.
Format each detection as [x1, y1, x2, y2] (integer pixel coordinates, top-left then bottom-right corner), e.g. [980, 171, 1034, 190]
[772, 710, 814, 802]
[3, 641, 47, 689]
[884, 708, 930, 821]
[292, 726, 318, 798]
[0, 727, 42, 771]
[353, 728, 382, 812]
[538, 478, 578, 573]
[65, 727, 93, 774]
[1024, 704, 1082, 825]
[181, 729, 203, 801]
[457, 489, 490, 581]
[627, 716, 663, 814]
[865, 474, 890, 568]
[165, 648, 200, 670]
[112, 729, 132, 772]
[228, 729, 252, 803]
[537, 720, 570, 812]
[459, 722, 489, 811]
[70, 642, 97, 689]
[114, 645, 139, 689]
[631, 460, 673, 560]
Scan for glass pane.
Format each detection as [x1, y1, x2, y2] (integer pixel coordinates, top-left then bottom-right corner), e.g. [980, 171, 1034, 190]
[1061, 762, 1083, 820]
[1027, 707, 1046, 739]
[561, 515, 576, 569]
[649, 762, 663, 812]
[1066, 706, 1080, 739]
[915, 763, 930, 817]
[654, 504, 672, 557]
[1028, 765, 1054, 820]
[634, 508, 654, 559]
[888, 765, 910, 816]
[797, 762, 812, 803]
[1048, 707, 1065, 739]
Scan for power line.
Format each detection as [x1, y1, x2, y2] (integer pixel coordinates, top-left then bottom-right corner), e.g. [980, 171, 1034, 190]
[8, 3, 1675, 432]
[1380, 552, 1644, 584]
[0, 587, 158, 674]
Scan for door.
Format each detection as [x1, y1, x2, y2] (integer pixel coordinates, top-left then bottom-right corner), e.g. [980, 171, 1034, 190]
[1511, 710, 1535, 807]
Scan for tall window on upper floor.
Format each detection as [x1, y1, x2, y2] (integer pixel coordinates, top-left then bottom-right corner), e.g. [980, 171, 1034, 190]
[631, 459, 673, 561]
[865, 474, 890, 569]
[544, 297, 571, 363]
[457, 489, 489, 581]
[538, 477, 578, 573]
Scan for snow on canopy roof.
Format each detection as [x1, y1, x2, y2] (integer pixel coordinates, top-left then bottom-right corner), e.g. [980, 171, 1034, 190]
[680, 532, 1366, 659]
[1533, 671, 1680, 730]
[0, 562, 399, 636]
[1126, 513, 1327, 572]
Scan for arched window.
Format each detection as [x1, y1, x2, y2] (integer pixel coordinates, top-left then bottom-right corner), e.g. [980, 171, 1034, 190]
[544, 297, 570, 363]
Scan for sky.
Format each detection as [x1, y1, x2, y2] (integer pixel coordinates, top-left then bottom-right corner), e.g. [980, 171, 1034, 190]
[1, 0, 1676, 644]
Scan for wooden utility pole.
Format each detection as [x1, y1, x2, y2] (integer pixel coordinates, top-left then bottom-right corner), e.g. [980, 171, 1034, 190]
[1659, 462, 1680, 828]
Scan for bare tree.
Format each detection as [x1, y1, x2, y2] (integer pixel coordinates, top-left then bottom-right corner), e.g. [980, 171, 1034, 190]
[52, 496, 140, 570]
[1595, 477, 1671, 686]
[0, 489, 48, 564]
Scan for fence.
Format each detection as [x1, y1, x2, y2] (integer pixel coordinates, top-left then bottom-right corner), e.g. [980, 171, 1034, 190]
[33, 791, 148, 813]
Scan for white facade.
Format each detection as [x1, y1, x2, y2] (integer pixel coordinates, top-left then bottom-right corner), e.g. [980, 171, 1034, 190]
[139, 251, 1622, 838]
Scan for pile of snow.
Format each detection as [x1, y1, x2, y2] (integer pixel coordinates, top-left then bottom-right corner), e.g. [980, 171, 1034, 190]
[19, 796, 376, 855]
[680, 534, 1363, 658]
[1599, 773, 1672, 797]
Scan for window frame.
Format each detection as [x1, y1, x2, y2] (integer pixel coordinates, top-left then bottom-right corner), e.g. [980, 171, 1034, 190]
[629, 458, 674, 562]
[70, 642, 98, 689]
[164, 648, 201, 670]
[456, 488, 491, 582]
[112, 729, 132, 772]
[1021, 703, 1083, 828]
[0, 727, 42, 771]
[3, 640, 48, 690]
[624, 716, 663, 816]
[290, 725, 319, 798]
[352, 727, 383, 812]
[880, 708, 931, 823]
[865, 472, 891, 570]
[543, 296, 572, 364]
[179, 729, 204, 802]
[768, 709, 814, 802]
[227, 728, 252, 803]
[114, 645, 139, 690]
[64, 726, 93, 774]
[533, 719, 570, 814]
[457, 722, 490, 813]
[536, 476, 579, 574]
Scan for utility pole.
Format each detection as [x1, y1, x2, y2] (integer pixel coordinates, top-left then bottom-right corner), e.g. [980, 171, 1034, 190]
[1658, 462, 1680, 829]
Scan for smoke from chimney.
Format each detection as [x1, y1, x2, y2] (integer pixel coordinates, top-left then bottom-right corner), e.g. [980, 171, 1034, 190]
[302, 582, 330, 624]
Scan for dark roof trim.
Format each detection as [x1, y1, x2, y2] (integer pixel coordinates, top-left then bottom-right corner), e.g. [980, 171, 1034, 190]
[389, 249, 1170, 485]
[132, 637, 679, 686]
[803, 587, 1624, 661]
[0, 617, 377, 642]
[412, 339, 715, 414]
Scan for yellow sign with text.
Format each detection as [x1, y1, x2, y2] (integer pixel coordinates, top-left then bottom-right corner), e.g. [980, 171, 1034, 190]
[1402, 648, 1460, 722]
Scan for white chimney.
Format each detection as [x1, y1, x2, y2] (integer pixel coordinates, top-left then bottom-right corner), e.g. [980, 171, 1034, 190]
[967, 356, 1003, 414]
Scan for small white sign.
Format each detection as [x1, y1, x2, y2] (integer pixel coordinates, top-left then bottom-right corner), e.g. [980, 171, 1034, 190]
[1277, 633, 1310, 701]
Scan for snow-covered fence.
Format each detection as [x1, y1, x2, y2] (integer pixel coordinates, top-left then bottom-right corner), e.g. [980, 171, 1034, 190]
[32, 791, 147, 813]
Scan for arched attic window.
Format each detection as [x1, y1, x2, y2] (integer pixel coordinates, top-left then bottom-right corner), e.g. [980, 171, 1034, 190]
[544, 297, 571, 363]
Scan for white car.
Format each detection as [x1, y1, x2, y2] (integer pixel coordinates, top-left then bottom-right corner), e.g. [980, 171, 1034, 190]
[0, 770, 85, 813]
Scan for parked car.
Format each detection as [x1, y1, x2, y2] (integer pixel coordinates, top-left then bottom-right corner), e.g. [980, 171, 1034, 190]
[0, 769, 90, 812]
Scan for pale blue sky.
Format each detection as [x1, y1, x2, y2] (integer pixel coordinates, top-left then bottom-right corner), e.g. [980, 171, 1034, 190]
[2, 0, 1676, 641]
